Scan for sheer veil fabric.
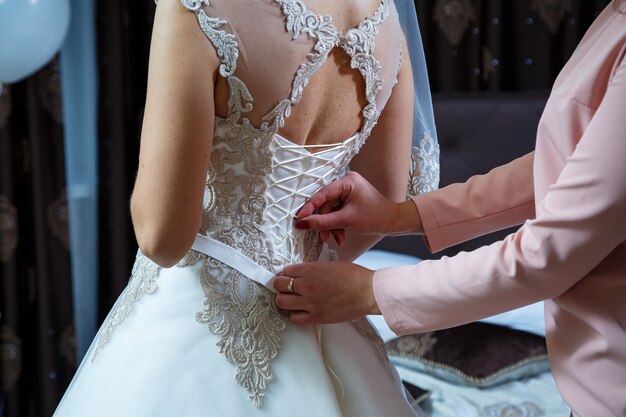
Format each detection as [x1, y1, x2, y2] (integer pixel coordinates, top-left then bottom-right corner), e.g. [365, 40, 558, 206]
[52, 0, 435, 416]
[396, 0, 440, 195]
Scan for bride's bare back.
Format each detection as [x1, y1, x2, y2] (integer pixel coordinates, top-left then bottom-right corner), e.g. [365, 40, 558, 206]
[209, 0, 402, 146]
[133, 0, 414, 266]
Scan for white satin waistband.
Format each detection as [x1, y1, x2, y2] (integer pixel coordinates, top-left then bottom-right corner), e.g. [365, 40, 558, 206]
[191, 234, 277, 293]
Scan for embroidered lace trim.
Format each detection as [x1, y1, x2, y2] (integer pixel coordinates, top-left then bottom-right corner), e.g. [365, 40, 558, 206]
[191, 253, 287, 407]
[407, 131, 440, 197]
[91, 252, 159, 361]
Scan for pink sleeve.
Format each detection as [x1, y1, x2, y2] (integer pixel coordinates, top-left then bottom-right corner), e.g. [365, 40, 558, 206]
[412, 152, 535, 253]
[374, 61, 626, 335]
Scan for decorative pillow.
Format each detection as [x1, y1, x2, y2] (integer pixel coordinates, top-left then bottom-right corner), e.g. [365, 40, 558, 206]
[385, 322, 550, 388]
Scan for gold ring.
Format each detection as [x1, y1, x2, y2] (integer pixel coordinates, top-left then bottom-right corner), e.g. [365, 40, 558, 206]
[287, 277, 295, 294]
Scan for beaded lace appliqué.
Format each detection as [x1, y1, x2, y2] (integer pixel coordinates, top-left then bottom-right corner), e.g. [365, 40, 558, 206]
[91, 252, 159, 361]
[194, 256, 286, 407]
[407, 131, 440, 197]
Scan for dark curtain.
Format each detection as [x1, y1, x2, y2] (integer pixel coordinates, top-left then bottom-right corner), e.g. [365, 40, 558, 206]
[0, 61, 76, 417]
[96, 2, 156, 317]
[415, 0, 611, 91]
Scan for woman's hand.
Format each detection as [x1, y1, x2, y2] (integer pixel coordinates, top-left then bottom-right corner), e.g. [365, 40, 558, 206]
[295, 171, 423, 240]
[273, 262, 381, 324]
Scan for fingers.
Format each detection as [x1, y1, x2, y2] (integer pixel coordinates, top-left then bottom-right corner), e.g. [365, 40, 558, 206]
[274, 275, 312, 312]
[319, 199, 340, 215]
[274, 297, 317, 325]
[317, 199, 336, 243]
[274, 293, 310, 311]
[272, 276, 294, 293]
[280, 263, 307, 277]
[289, 311, 315, 325]
[296, 202, 315, 220]
[296, 211, 350, 232]
[295, 201, 346, 234]
[331, 229, 345, 246]
[296, 177, 354, 219]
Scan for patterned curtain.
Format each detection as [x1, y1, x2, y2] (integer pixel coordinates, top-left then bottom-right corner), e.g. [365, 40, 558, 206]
[0, 60, 76, 417]
[96, 1, 156, 316]
[415, 0, 611, 91]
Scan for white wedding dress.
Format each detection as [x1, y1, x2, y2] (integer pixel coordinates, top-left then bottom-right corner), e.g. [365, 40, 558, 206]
[53, 0, 423, 416]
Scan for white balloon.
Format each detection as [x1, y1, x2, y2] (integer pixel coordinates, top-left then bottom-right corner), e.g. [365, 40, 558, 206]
[0, 0, 71, 83]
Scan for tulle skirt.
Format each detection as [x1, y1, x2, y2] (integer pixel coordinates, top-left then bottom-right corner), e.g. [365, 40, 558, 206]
[53, 257, 421, 417]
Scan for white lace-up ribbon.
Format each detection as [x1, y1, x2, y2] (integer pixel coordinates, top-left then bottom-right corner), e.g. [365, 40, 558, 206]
[266, 134, 358, 265]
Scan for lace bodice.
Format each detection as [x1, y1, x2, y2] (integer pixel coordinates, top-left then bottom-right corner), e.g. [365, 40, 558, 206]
[182, 0, 402, 270]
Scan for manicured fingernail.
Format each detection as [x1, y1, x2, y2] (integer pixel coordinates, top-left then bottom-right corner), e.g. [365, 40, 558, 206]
[295, 221, 310, 229]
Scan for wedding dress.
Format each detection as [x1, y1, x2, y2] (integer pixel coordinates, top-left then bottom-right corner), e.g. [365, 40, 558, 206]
[53, 0, 424, 415]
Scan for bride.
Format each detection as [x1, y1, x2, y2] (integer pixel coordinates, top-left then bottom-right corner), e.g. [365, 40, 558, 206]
[53, 0, 432, 415]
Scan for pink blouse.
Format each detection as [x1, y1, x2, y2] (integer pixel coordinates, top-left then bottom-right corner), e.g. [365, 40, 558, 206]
[373, 5, 626, 416]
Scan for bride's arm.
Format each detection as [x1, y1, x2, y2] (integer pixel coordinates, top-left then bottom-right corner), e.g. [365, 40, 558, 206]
[336, 36, 414, 262]
[130, 0, 220, 268]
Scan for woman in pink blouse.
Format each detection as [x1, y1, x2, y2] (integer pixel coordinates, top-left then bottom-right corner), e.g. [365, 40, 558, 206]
[274, 2, 626, 416]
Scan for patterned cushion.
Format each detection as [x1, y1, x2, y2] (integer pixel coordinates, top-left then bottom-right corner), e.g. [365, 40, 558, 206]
[385, 322, 550, 388]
